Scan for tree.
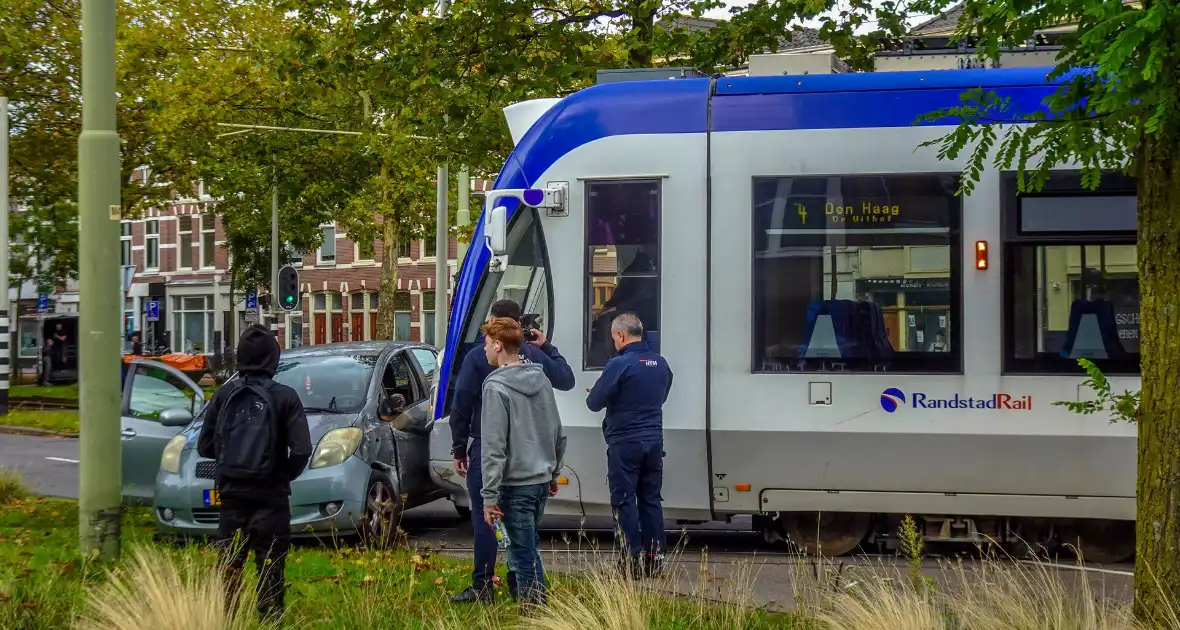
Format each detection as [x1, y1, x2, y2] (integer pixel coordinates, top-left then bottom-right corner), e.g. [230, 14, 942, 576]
[0, 0, 293, 287]
[717, 0, 1174, 622]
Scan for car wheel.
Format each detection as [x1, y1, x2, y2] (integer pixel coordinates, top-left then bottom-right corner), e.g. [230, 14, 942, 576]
[455, 504, 471, 521]
[362, 470, 403, 548]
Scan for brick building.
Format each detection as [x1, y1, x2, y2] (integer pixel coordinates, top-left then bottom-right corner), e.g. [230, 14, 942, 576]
[123, 176, 483, 353]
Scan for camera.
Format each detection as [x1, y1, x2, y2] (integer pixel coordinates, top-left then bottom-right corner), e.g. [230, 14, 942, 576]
[521, 314, 540, 341]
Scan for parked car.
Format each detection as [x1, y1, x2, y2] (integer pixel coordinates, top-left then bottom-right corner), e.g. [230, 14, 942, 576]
[122, 359, 206, 504]
[153, 341, 447, 538]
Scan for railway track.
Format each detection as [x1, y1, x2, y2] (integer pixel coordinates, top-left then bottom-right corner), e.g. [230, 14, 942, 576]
[10, 396, 79, 411]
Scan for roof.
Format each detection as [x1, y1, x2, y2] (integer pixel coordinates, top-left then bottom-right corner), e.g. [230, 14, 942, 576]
[281, 340, 426, 358]
[658, 14, 825, 53]
[910, 3, 966, 35]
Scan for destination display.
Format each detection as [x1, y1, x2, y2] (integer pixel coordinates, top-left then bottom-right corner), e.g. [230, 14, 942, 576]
[754, 174, 959, 236]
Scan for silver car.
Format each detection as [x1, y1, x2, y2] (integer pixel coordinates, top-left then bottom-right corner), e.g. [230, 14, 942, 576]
[153, 341, 447, 538]
[121, 359, 206, 504]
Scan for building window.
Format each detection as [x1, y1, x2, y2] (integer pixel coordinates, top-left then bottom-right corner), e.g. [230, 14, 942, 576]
[584, 180, 661, 369]
[287, 312, 304, 348]
[752, 174, 961, 373]
[356, 238, 374, 262]
[178, 215, 194, 269]
[172, 295, 214, 353]
[317, 225, 336, 265]
[422, 290, 437, 346]
[394, 290, 411, 340]
[19, 319, 39, 359]
[145, 220, 159, 270]
[398, 238, 411, 259]
[120, 222, 132, 267]
[1003, 171, 1138, 374]
[200, 214, 216, 268]
[424, 236, 437, 259]
[284, 243, 303, 267]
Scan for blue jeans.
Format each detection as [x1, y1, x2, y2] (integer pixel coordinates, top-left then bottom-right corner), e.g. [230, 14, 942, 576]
[465, 440, 517, 593]
[499, 482, 549, 604]
[607, 440, 665, 558]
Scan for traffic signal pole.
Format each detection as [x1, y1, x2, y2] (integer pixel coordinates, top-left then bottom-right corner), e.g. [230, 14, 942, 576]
[270, 181, 279, 336]
[78, 0, 123, 559]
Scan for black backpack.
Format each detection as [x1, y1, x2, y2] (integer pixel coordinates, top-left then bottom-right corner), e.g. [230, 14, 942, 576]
[215, 377, 280, 480]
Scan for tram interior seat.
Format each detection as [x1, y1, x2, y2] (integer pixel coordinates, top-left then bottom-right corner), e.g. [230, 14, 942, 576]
[798, 299, 894, 360]
[1060, 298, 1125, 360]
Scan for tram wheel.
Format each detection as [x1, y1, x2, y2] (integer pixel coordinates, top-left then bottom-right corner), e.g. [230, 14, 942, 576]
[782, 512, 871, 557]
[1058, 520, 1135, 565]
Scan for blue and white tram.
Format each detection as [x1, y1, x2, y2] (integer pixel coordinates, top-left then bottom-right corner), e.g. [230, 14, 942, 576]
[428, 67, 1141, 562]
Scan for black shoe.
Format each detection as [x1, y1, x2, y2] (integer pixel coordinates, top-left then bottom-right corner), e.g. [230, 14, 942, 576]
[642, 554, 665, 579]
[449, 587, 493, 604]
[617, 556, 643, 579]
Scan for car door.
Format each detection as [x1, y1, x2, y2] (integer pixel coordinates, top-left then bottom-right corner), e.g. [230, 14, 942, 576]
[121, 360, 204, 502]
[383, 350, 432, 498]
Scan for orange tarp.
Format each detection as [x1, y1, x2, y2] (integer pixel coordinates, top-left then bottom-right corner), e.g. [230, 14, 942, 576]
[122, 353, 207, 372]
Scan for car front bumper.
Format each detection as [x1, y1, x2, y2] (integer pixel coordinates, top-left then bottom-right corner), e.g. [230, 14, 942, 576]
[154, 454, 373, 538]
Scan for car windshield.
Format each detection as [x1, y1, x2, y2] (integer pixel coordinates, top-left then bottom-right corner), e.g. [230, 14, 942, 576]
[272, 353, 378, 414]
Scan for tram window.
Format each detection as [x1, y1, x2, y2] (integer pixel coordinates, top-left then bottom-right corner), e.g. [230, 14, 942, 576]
[752, 174, 962, 374]
[441, 207, 552, 418]
[1003, 172, 1138, 375]
[584, 180, 661, 370]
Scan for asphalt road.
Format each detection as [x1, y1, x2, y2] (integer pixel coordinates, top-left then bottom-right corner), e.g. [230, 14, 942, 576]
[0, 432, 1136, 611]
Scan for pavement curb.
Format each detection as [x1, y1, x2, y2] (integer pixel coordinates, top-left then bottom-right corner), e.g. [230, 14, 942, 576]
[0, 425, 78, 438]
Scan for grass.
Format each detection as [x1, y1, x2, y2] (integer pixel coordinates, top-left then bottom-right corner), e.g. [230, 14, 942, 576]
[0, 474, 789, 630]
[10, 383, 79, 401]
[0, 410, 80, 435]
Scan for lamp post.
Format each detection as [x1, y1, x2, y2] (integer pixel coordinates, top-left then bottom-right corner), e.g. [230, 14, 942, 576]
[77, 0, 123, 560]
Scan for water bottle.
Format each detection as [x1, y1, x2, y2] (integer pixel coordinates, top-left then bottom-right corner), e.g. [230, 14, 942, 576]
[493, 520, 510, 549]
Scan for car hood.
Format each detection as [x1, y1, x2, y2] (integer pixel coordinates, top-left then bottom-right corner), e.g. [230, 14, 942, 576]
[182, 412, 364, 452]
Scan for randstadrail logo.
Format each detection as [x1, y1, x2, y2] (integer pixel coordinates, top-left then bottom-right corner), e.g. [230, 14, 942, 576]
[880, 388, 905, 413]
[880, 388, 1033, 412]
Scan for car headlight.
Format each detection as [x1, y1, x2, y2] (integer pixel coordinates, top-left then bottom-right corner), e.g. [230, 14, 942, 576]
[160, 435, 186, 475]
[310, 427, 362, 469]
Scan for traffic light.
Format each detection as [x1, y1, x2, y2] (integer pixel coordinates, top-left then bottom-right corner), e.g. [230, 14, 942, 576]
[277, 264, 300, 311]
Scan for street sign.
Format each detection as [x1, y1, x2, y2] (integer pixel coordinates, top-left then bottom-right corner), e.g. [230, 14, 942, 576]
[146, 300, 160, 322]
[36, 294, 49, 313]
[245, 310, 260, 325]
[246, 291, 258, 311]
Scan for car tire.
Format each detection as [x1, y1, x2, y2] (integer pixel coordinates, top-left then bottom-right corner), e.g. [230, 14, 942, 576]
[455, 504, 472, 521]
[361, 470, 403, 548]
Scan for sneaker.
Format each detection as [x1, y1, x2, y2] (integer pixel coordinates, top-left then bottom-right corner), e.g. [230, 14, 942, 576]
[616, 555, 643, 579]
[449, 586, 493, 604]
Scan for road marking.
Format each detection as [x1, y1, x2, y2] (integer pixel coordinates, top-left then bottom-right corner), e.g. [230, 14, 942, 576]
[1020, 560, 1134, 576]
[44, 456, 79, 464]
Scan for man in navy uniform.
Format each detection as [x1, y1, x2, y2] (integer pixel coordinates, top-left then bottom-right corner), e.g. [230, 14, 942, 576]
[449, 299, 575, 603]
[586, 312, 674, 577]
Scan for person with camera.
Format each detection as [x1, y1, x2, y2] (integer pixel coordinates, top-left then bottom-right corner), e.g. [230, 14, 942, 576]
[449, 299, 574, 604]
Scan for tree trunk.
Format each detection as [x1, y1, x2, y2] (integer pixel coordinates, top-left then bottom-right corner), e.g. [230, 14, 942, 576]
[1133, 130, 1180, 624]
[375, 162, 400, 340]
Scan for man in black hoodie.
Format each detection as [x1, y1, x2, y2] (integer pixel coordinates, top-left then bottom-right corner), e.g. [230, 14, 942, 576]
[197, 324, 311, 620]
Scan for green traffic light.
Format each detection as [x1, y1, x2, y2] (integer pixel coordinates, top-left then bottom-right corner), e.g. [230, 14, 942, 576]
[285, 296, 294, 304]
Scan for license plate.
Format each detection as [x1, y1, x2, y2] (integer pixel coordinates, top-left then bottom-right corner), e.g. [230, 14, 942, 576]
[203, 489, 221, 507]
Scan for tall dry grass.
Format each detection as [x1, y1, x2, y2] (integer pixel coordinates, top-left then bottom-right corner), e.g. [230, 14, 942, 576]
[792, 549, 1170, 630]
[0, 468, 29, 504]
[75, 546, 273, 630]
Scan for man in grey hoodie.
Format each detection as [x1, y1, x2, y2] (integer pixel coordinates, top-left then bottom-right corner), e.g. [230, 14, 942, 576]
[479, 317, 566, 612]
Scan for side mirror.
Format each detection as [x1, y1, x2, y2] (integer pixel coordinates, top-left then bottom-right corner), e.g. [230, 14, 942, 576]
[159, 407, 194, 427]
[485, 205, 508, 255]
[378, 393, 408, 423]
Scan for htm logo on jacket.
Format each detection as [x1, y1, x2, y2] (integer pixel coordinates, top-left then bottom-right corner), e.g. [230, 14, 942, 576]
[640, 359, 660, 367]
[880, 388, 1033, 412]
[880, 388, 906, 413]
